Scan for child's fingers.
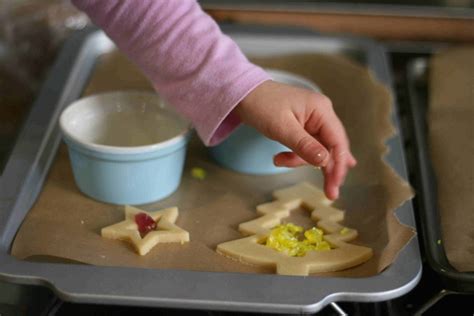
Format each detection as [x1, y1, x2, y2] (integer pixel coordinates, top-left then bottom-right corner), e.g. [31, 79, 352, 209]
[332, 159, 347, 194]
[324, 165, 344, 200]
[276, 118, 330, 167]
[323, 159, 337, 200]
[323, 147, 354, 200]
[348, 153, 357, 167]
[273, 151, 307, 167]
[333, 146, 354, 185]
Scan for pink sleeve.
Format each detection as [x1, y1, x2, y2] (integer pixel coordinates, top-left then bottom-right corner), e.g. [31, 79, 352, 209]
[72, 0, 270, 146]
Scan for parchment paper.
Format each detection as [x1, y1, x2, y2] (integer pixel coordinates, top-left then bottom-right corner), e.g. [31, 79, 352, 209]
[11, 51, 415, 276]
[429, 47, 474, 272]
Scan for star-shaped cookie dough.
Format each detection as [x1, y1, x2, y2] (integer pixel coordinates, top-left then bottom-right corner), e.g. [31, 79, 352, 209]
[217, 182, 373, 276]
[101, 205, 189, 256]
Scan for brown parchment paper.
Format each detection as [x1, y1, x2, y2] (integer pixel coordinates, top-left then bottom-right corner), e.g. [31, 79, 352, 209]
[429, 47, 474, 272]
[11, 51, 415, 277]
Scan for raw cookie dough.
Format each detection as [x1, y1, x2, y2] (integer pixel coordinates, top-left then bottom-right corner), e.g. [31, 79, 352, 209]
[217, 182, 373, 276]
[101, 205, 189, 256]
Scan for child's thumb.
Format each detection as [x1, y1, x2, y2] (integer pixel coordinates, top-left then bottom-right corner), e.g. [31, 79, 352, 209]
[277, 122, 330, 167]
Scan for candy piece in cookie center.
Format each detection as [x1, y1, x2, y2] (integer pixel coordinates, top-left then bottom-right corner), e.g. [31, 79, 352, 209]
[101, 205, 190, 255]
[135, 212, 157, 238]
[264, 223, 331, 257]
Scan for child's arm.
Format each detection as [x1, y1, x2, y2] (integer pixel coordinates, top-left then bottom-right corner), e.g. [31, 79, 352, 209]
[72, 0, 356, 200]
[72, 0, 270, 146]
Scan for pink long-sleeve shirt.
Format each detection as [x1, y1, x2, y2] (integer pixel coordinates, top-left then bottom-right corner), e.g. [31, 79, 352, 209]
[72, 0, 270, 146]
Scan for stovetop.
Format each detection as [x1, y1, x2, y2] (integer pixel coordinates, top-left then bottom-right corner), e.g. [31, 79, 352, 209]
[1, 46, 473, 316]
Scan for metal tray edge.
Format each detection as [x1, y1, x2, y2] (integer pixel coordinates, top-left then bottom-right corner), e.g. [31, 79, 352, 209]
[406, 58, 474, 291]
[0, 26, 422, 313]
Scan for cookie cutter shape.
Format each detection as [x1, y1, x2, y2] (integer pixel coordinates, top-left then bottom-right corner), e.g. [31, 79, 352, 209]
[217, 182, 373, 276]
[101, 205, 190, 256]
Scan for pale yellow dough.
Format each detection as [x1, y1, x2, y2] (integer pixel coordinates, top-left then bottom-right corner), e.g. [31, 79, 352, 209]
[217, 182, 373, 276]
[101, 205, 189, 256]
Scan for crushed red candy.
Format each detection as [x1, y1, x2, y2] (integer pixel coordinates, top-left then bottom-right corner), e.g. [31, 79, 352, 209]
[135, 213, 157, 238]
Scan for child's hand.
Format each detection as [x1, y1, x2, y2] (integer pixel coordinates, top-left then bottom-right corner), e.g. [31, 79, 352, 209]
[235, 80, 357, 200]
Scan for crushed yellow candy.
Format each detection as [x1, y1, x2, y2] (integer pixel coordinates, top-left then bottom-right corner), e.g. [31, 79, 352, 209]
[340, 227, 349, 235]
[191, 167, 206, 180]
[265, 223, 331, 257]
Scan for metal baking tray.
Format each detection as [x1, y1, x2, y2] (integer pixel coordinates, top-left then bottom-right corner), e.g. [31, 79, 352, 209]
[406, 58, 474, 292]
[0, 25, 421, 314]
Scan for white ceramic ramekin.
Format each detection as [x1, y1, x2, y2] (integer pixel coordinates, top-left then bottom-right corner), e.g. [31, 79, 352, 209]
[60, 91, 191, 205]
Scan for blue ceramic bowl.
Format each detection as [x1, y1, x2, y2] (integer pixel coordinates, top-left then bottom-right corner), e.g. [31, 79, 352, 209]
[210, 69, 321, 175]
[60, 91, 191, 205]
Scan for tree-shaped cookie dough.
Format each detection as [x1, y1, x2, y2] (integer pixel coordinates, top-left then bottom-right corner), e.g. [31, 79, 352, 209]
[217, 182, 373, 276]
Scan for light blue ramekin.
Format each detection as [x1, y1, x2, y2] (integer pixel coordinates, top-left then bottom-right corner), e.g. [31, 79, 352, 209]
[209, 69, 321, 175]
[59, 91, 191, 205]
